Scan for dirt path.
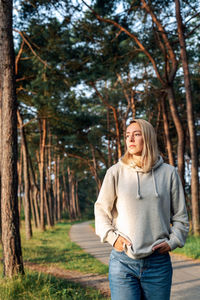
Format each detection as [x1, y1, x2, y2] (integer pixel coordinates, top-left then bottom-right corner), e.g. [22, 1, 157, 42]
[25, 262, 110, 297]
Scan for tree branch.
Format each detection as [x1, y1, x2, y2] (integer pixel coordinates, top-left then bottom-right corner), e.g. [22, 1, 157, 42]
[81, 0, 165, 85]
[140, 0, 178, 82]
[14, 29, 50, 69]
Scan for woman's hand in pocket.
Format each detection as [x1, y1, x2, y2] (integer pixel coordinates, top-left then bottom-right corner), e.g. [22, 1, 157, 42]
[152, 242, 171, 254]
[113, 236, 131, 252]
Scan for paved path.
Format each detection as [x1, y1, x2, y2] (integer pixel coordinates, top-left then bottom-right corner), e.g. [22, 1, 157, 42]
[70, 221, 200, 300]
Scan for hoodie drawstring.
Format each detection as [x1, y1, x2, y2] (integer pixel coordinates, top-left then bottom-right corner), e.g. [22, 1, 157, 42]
[136, 170, 159, 199]
[152, 169, 159, 198]
[136, 172, 142, 200]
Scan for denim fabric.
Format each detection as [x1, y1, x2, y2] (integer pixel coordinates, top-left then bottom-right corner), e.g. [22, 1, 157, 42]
[109, 249, 172, 300]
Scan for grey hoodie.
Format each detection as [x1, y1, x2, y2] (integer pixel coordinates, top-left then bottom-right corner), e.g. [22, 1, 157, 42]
[95, 156, 189, 259]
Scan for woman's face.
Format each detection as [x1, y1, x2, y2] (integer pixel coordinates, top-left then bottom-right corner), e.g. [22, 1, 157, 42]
[126, 122, 144, 156]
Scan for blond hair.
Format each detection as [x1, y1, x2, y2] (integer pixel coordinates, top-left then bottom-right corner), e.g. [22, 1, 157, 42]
[122, 119, 159, 172]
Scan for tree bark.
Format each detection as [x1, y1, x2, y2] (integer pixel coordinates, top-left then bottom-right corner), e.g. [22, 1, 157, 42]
[17, 110, 32, 239]
[67, 166, 77, 219]
[107, 108, 112, 167]
[75, 180, 81, 218]
[90, 144, 102, 192]
[39, 118, 47, 231]
[17, 145, 23, 220]
[53, 155, 57, 221]
[166, 85, 185, 185]
[161, 95, 175, 166]
[0, 0, 24, 276]
[28, 154, 40, 227]
[175, 0, 200, 235]
[56, 155, 61, 221]
[62, 161, 69, 214]
[46, 128, 54, 226]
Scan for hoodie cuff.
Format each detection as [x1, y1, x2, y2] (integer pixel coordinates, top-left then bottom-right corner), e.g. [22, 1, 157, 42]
[104, 230, 119, 246]
[166, 235, 180, 251]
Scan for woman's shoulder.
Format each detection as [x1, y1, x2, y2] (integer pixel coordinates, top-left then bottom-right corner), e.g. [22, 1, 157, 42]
[159, 162, 177, 175]
[107, 161, 121, 174]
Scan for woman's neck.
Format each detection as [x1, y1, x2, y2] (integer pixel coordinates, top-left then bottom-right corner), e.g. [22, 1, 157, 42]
[131, 155, 143, 167]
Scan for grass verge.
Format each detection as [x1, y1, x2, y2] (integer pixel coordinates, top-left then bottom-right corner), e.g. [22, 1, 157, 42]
[0, 221, 109, 299]
[20, 221, 108, 275]
[0, 265, 108, 299]
[173, 234, 200, 259]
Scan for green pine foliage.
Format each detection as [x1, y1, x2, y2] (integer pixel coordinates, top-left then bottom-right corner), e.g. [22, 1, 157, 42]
[14, 0, 200, 223]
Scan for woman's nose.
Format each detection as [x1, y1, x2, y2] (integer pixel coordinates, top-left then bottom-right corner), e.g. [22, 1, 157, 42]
[130, 134, 135, 141]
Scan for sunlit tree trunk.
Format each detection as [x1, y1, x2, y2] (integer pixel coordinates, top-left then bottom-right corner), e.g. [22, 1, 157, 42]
[53, 155, 57, 221]
[0, 0, 24, 276]
[17, 110, 32, 239]
[62, 159, 69, 214]
[67, 166, 77, 219]
[90, 144, 102, 192]
[107, 108, 112, 167]
[46, 128, 54, 226]
[17, 145, 23, 220]
[161, 96, 175, 166]
[166, 85, 185, 185]
[75, 180, 81, 218]
[56, 155, 61, 221]
[39, 118, 47, 231]
[29, 154, 40, 227]
[175, 0, 200, 235]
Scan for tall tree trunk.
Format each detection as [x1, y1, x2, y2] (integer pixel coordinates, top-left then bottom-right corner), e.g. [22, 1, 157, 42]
[17, 110, 32, 239]
[17, 145, 23, 220]
[0, 0, 24, 276]
[75, 180, 81, 218]
[71, 172, 76, 219]
[44, 188, 52, 227]
[29, 188, 37, 228]
[28, 154, 40, 227]
[175, 0, 200, 235]
[47, 128, 54, 226]
[161, 96, 175, 166]
[90, 144, 102, 192]
[166, 85, 185, 185]
[39, 118, 47, 231]
[67, 166, 76, 220]
[53, 155, 57, 222]
[62, 161, 70, 215]
[43, 128, 52, 227]
[107, 108, 112, 167]
[56, 155, 61, 221]
[0, 83, 1, 240]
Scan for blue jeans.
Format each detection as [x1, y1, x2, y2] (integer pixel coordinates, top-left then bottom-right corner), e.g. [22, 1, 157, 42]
[109, 249, 172, 300]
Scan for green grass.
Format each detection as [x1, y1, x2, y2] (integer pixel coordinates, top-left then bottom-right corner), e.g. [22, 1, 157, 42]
[20, 221, 108, 275]
[173, 234, 200, 259]
[90, 221, 95, 229]
[0, 265, 109, 299]
[0, 221, 110, 299]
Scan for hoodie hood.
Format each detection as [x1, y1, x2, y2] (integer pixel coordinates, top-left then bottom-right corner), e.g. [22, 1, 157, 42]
[119, 155, 164, 173]
[119, 155, 164, 200]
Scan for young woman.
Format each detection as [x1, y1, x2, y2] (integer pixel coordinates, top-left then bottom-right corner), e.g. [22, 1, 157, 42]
[95, 119, 189, 300]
